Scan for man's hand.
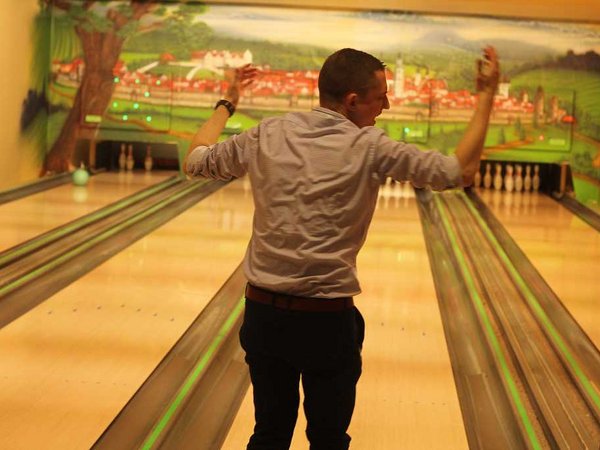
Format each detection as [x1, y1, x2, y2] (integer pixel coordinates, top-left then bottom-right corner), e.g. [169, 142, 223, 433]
[224, 64, 258, 107]
[454, 46, 500, 185]
[476, 46, 500, 95]
[184, 64, 258, 175]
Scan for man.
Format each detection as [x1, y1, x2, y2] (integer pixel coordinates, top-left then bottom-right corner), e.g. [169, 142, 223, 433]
[185, 47, 499, 450]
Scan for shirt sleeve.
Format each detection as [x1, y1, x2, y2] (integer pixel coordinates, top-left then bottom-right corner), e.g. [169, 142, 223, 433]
[185, 127, 258, 180]
[373, 131, 463, 191]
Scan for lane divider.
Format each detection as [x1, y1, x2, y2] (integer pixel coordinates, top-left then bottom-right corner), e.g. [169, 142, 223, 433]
[0, 176, 181, 268]
[459, 190, 600, 414]
[433, 193, 542, 450]
[0, 180, 204, 298]
[140, 296, 246, 450]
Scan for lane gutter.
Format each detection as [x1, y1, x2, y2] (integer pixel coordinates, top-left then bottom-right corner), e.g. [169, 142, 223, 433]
[0, 175, 180, 268]
[416, 187, 530, 449]
[465, 189, 600, 421]
[0, 172, 72, 205]
[431, 192, 542, 450]
[141, 297, 245, 450]
[0, 179, 202, 298]
[554, 194, 600, 233]
[93, 265, 250, 450]
[0, 179, 227, 328]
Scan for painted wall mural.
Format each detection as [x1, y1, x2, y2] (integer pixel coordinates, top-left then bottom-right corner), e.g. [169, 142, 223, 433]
[22, 1, 600, 204]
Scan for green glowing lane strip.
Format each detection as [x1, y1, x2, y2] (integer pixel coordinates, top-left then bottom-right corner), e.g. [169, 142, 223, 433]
[0, 177, 181, 267]
[0, 181, 201, 297]
[140, 296, 246, 450]
[434, 194, 542, 450]
[460, 191, 600, 412]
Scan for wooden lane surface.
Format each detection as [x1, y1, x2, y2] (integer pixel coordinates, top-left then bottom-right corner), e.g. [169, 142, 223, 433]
[0, 178, 254, 450]
[477, 189, 600, 348]
[0, 171, 175, 253]
[223, 185, 468, 449]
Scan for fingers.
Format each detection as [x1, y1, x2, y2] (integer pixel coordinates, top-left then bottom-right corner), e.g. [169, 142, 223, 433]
[224, 64, 259, 106]
[482, 45, 500, 72]
[475, 46, 500, 94]
[235, 64, 259, 85]
[483, 45, 498, 63]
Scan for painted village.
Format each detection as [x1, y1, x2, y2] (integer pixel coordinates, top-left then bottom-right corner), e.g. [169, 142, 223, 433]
[51, 49, 575, 127]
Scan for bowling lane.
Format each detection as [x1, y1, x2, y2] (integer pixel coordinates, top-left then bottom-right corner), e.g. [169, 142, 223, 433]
[0, 171, 175, 252]
[477, 188, 600, 347]
[223, 184, 468, 450]
[0, 178, 253, 450]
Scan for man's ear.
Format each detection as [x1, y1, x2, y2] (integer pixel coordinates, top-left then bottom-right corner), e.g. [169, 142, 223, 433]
[343, 92, 359, 111]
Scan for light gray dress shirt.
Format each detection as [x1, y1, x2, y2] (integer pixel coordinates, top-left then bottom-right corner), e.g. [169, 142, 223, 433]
[186, 106, 462, 298]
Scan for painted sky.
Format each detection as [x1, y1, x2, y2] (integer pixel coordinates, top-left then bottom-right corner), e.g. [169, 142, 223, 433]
[199, 5, 600, 54]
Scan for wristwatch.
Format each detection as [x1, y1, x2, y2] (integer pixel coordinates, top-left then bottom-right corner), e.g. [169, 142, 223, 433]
[214, 99, 235, 117]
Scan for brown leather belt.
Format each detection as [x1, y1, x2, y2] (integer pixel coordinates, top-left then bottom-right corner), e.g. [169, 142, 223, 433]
[245, 284, 354, 312]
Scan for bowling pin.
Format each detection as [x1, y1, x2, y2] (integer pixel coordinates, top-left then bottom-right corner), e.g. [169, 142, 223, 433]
[532, 164, 540, 191]
[483, 163, 492, 189]
[473, 165, 482, 188]
[144, 145, 153, 171]
[493, 163, 503, 191]
[504, 164, 514, 192]
[524, 165, 532, 192]
[126, 144, 135, 171]
[514, 164, 523, 192]
[118, 143, 126, 170]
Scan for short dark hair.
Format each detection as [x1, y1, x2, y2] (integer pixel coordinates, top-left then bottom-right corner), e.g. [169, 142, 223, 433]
[318, 48, 386, 105]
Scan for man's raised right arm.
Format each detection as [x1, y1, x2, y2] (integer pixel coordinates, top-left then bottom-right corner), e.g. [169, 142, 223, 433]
[453, 46, 500, 186]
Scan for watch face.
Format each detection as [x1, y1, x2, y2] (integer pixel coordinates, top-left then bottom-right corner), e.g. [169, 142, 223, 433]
[216, 99, 235, 116]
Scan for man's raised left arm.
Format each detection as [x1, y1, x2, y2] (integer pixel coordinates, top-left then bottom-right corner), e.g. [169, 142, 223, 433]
[183, 64, 257, 177]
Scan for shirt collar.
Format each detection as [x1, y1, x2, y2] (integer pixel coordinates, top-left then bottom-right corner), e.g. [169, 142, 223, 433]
[312, 106, 348, 121]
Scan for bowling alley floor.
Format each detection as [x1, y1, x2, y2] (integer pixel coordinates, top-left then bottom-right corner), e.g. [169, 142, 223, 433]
[0, 175, 598, 449]
[0, 173, 253, 450]
[0, 171, 175, 252]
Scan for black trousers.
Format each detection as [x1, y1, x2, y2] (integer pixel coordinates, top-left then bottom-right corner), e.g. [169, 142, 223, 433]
[239, 298, 365, 450]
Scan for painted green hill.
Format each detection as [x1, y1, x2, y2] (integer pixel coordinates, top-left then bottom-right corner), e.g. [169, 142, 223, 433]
[510, 68, 600, 119]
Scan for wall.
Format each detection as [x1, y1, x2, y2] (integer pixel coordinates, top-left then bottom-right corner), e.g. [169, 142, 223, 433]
[209, 0, 600, 22]
[1, 0, 598, 192]
[0, 0, 42, 190]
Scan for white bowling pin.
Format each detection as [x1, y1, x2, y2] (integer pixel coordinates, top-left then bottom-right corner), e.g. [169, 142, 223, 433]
[483, 163, 492, 189]
[144, 145, 153, 171]
[126, 144, 135, 171]
[493, 163, 503, 191]
[474, 166, 482, 188]
[118, 143, 126, 170]
[532, 164, 540, 191]
[524, 165, 532, 192]
[504, 164, 514, 192]
[514, 165, 523, 192]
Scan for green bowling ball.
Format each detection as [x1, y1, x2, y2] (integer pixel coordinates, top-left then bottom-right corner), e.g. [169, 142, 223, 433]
[72, 167, 90, 186]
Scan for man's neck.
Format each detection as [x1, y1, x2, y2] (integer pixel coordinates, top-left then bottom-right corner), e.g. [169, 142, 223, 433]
[319, 101, 348, 119]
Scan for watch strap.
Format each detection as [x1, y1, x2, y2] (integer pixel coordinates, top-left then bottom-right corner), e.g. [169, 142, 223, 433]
[214, 99, 235, 117]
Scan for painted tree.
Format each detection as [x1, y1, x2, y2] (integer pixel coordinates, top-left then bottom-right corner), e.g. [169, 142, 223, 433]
[498, 127, 506, 145]
[514, 116, 522, 133]
[40, 0, 206, 175]
[519, 126, 527, 141]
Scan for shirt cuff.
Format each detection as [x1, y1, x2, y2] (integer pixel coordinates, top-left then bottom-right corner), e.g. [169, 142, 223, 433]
[185, 145, 210, 175]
